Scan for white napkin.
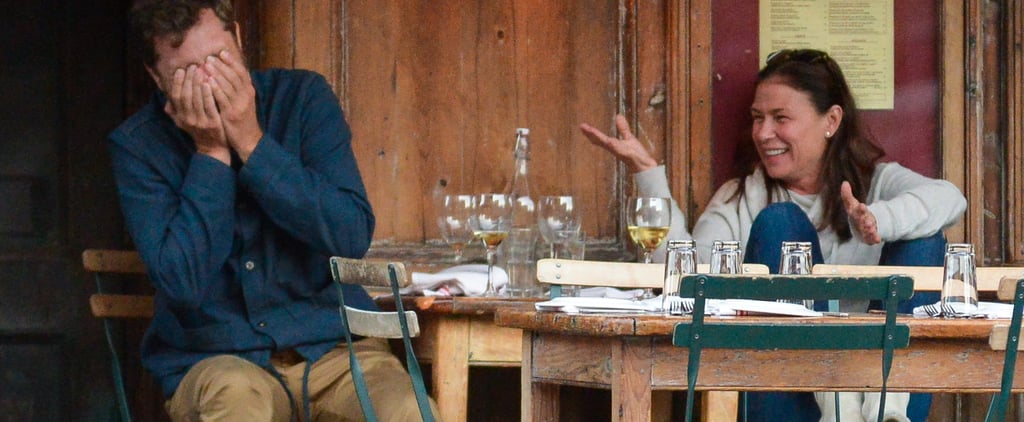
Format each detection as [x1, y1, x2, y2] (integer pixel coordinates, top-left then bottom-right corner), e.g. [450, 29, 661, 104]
[406, 264, 509, 297]
[577, 286, 646, 299]
[913, 301, 1019, 319]
[535, 296, 659, 314]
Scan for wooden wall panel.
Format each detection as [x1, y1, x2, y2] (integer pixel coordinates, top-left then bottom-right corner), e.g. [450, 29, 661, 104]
[1010, 0, 1024, 264]
[254, 0, 1022, 270]
[939, 0, 968, 246]
[340, 1, 626, 251]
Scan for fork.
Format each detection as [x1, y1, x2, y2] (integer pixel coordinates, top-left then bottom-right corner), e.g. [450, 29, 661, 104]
[664, 296, 684, 315]
[670, 299, 683, 315]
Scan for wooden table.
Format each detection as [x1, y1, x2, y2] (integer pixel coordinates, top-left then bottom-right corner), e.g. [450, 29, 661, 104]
[377, 296, 537, 422]
[495, 308, 1024, 422]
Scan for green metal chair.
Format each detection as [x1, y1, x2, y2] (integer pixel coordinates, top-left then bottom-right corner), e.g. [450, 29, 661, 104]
[671, 273, 914, 422]
[329, 257, 435, 422]
[985, 276, 1024, 422]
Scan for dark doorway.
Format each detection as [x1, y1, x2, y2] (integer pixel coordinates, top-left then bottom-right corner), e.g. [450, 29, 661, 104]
[0, 0, 137, 420]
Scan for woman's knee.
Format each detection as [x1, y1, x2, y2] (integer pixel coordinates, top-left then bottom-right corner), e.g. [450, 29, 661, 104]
[880, 231, 946, 266]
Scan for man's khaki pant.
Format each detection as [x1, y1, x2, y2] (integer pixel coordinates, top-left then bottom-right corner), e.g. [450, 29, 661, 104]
[165, 338, 441, 422]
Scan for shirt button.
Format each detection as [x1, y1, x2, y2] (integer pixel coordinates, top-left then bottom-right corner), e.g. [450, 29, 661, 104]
[258, 321, 267, 328]
[245, 261, 255, 270]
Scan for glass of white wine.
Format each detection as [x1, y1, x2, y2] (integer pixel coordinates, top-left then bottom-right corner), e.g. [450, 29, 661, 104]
[470, 193, 512, 297]
[437, 194, 476, 263]
[627, 196, 672, 299]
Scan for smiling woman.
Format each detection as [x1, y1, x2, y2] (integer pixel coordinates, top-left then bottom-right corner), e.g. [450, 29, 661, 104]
[578, 48, 967, 422]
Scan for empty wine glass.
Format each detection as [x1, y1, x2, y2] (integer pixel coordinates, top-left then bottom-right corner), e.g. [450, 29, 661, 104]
[537, 195, 582, 259]
[437, 194, 476, 263]
[470, 193, 512, 297]
[627, 196, 672, 299]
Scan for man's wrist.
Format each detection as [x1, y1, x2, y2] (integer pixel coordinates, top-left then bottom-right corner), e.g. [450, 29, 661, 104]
[198, 146, 232, 165]
[231, 129, 263, 163]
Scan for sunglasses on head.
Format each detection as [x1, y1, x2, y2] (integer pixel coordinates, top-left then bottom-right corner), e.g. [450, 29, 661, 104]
[765, 49, 830, 67]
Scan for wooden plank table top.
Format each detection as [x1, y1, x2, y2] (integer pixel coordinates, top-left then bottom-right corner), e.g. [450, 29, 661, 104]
[494, 307, 1000, 338]
[375, 296, 538, 422]
[495, 307, 1020, 422]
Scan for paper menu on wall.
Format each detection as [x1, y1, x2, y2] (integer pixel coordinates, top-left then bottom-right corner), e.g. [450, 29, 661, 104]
[758, 0, 894, 110]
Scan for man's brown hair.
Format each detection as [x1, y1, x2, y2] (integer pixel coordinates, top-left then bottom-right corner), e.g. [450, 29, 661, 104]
[131, 0, 235, 67]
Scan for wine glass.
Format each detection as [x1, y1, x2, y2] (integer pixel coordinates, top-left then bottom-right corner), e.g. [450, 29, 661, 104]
[470, 193, 512, 297]
[437, 194, 476, 263]
[537, 195, 582, 259]
[627, 196, 672, 299]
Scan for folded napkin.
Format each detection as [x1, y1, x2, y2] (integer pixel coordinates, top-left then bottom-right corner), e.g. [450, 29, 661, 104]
[406, 264, 509, 297]
[913, 301, 1018, 319]
[536, 295, 821, 317]
[577, 286, 646, 299]
[535, 296, 659, 314]
[650, 296, 821, 317]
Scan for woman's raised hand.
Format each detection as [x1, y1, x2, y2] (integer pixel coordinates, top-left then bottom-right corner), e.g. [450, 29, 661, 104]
[579, 114, 658, 173]
[841, 181, 881, 245]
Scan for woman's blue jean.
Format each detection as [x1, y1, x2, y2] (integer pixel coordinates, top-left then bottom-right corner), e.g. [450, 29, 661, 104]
[738, 202, 943, 422]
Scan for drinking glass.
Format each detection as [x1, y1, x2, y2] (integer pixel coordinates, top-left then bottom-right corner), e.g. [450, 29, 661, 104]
[505, 227, 540, 297]
[565, 230, 587, 260]
[627, 196, 672, 299]
[437, 194, 476, 263]
[556, 230, 587, 297]
[663, 239, 697, 313]
[779, 241, 813, 309]
[941, 243, 978, 316]
[470, 193, 512, 297]
[537, 195, 582, 259]
[710, 240, 742, 274]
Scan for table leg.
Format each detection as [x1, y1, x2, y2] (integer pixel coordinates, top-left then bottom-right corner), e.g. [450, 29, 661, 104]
[433, 316, 470, 422]
[611, 337, 653, 422]
[523, 331, 559, 422]
[702, 391, 738, 422]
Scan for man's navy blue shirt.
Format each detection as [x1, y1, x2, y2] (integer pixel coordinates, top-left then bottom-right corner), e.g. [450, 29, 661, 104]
[109, 68, 376, 396]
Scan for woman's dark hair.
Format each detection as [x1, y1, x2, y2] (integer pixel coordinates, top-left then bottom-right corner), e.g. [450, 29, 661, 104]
[733, 49, 886, 242]
[131, 0, 235, 67]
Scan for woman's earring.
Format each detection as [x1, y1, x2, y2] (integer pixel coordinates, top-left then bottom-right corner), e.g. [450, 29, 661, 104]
[825, 131, 831, 138]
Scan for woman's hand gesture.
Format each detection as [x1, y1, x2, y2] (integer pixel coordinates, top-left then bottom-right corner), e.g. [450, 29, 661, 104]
[841, 181, 881, 245]
[579, 114, 658, 173]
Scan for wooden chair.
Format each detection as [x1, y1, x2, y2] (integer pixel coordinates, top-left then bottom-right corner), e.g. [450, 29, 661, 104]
[84, 251, 437, 422]
[329, 257, 435, 422]
[671, 273, 914, 422]
[82, 249, 153, 422]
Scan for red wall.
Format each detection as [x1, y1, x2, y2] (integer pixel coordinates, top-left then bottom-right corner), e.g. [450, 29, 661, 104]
[710, 1, 940, 187]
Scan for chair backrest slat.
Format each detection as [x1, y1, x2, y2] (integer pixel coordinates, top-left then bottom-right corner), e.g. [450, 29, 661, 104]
[679, 274, 914, 302]
[82, 249, 152, 319]
[536, 258, 769, 289]
[83, 249, 147, 274]
[675, 323, 910, 350]
[330, 257, 410, 288]
[813, 264, 1024, 292]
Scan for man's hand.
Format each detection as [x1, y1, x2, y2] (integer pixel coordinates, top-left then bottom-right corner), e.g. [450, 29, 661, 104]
[204, 50, 262, 162]
[841, 181, 881, 245]
[164, 65, 230, 164]
[579, 114, 658, 173]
